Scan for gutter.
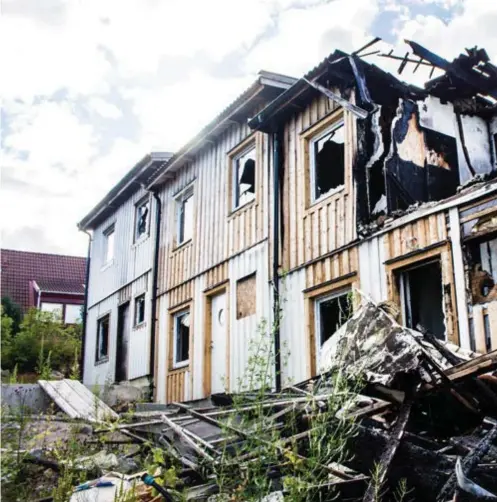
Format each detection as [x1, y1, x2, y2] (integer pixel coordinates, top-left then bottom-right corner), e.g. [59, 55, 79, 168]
[80, 230, 92, 382]
[272, 131, 282, 392]
[149, 189, 162, 400]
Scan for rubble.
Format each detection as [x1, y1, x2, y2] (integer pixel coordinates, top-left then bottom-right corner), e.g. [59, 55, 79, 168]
[3, 303, 497, 501]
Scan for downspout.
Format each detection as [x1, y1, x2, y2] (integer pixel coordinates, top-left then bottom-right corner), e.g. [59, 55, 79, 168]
[149, 189, 162, 400]
[272, 131, 282, 392]
[80, 229, 92, 381]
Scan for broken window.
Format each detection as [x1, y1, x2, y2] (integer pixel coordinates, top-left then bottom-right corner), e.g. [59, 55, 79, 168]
[104, 224, 115, 264]
[467, 236, 497, 304]
[135, 198, 150, 241]
[315, 289, 352, 353]
[310, 121, 345, 202]
[96, 314, 110, 362]
[232, 144, 256, 210]
[134, 294, 145, 326]
[177, 186, 194, 245]
[173, 310, 190, 368]
[398, 260, 445, 339]
[41, 302, 63, 321]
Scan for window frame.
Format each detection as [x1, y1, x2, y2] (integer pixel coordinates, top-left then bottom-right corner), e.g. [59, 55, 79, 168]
[40, 302, 63, 321]
[95, 313, 110, 364]
[314, 287, 352, 363]
[231, 142, 257, 211]
[134, 196, 151, 243]
[172, 309, 190, 369]
[134, 293, 146, 327]
[176, 184, 194, 247]
[103, 224, 115, 266]
[309, 118, 345, 205]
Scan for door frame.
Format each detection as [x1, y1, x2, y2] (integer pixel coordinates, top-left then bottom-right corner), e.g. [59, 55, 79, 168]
[115, 301, 130, 382]
[203, 281, 230, 397]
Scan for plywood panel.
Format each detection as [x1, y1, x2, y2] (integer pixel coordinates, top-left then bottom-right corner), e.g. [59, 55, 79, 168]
[236, 273, 257, 319]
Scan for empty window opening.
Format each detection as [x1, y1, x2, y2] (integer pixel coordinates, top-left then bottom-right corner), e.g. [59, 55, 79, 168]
[96, 314, 110, 362]
[173, 310, 190, 368]
[236, 273, 256, 319]
[104, 225, 115, 264]
[177, 187, 194, 245]
[134, 294, 145, 326]
[315, 290, 352, 354]
[233, 144, 256, 209]
[467, 236, 497, 304]
[135, 198, 150, 241]
[398, 260, 445, 339]
[64, 304, 82, 324]
[310, 121, 345, 202]
[41, 302, 63, 321]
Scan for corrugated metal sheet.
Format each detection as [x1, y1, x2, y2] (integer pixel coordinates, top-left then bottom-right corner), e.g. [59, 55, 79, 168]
[358, 236, 387, 303]
[279, 268, 307, 384]
[227, 242, 271, 391]
[84, 272, 151, 386]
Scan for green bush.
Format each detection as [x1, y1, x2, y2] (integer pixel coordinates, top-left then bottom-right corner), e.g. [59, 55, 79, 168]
[1, 308, 82, 375]
[1, 296, 22, 334]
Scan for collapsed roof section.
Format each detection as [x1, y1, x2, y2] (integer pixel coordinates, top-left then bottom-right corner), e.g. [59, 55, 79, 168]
[249, 40, 497, 228]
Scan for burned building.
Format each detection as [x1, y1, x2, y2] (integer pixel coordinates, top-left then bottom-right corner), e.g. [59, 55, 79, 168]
[79, 40, 496, 402]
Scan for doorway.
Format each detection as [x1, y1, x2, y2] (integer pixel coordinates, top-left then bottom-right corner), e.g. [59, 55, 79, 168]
[398, 260, 446, 339]
[115, 302, 130, 382]
[210, 291, 227, 394]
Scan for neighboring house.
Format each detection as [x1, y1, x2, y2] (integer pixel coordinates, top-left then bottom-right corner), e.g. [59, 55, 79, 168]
[1, 249, 86, 323]
[80, 41, 497, 403]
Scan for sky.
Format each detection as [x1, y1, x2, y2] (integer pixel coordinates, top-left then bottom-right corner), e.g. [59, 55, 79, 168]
[2, 0, 497, 257]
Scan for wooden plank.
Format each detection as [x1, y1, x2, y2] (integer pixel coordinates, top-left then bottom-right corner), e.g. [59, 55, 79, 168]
[445, 350, 497, 381]
[38, 381, 80, 419]
[488, 301, 497, 351]
[473, 305, 487, 353]
[64, 379, 118, 421]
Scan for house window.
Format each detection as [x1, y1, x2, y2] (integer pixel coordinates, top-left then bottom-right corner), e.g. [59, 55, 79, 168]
[177, 186, 194, 246]
[173, 310, 190, 368]
[96, 314, 110, 362]
[315, 289, 352, 355]
[310, 120, 345, 203]
[134, 294, 145, 326]
[398, 260, 445, 340]
[104, 224, 115, 264]
[41, 302, 63, 321]
[64, 304, 82, 324]
[232, 143, 256, 210]
[135, 198, 150, 241]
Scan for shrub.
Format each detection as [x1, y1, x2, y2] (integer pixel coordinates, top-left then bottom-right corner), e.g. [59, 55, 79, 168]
[1, 296, 22, 334]
[1, 308, 82, 375]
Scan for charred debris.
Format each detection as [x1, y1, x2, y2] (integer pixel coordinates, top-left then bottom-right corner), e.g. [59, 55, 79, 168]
[90, 301, 497, 502]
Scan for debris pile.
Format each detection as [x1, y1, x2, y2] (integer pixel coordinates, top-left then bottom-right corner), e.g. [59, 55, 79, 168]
[109, 301, 497, 501]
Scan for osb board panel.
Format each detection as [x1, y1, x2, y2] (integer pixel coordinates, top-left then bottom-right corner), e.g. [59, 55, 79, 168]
[205, 262, 228, 291]
[168, 281, 194, 309]
[236, 273, 256, 319]
[305, 246, 359, 289]
[384, 212, 447, 261]
[166, 368, 187, 404]
[278, 92, 357, 274]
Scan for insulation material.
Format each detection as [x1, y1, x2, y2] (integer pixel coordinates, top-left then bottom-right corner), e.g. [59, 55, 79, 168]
[236, 272, 257, 319]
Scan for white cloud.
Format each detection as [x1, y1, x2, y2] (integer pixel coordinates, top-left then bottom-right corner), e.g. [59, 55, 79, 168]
[87, 97, 123, 119]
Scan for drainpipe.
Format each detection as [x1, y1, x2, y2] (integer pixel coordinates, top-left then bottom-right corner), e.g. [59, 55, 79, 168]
[80, 229, 92, 382]
[272, 131, 282, 392]
[149, 189, 162, 400]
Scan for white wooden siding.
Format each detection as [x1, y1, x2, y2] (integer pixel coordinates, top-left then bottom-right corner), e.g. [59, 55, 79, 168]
[358, 236, 388, 304]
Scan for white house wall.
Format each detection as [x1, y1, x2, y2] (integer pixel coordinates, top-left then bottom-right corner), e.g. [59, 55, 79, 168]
[358, 235, 388, 304]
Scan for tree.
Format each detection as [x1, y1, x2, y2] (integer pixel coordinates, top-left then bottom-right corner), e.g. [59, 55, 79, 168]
[1, 296, 22, 334]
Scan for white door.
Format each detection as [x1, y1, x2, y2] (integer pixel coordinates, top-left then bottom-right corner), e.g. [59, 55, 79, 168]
[211, 292, 227, 394]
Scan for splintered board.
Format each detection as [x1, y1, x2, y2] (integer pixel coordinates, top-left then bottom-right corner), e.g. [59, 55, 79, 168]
[38, 379, 119, 422]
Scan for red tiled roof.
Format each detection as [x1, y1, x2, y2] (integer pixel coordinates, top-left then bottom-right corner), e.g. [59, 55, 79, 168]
[1, 249, 87, 312]
[35, 278, 85, 295]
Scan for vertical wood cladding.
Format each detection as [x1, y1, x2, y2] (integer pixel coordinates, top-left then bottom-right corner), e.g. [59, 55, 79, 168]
[279, 92, 357, 274]
[157, 113, 267, 294]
